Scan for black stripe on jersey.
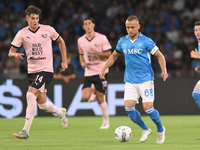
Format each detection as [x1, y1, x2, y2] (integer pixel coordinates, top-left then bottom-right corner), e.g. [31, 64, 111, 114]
[11, 44, 20, 49]
[55, 35, 60, 41]
[103, 49, 112, 52]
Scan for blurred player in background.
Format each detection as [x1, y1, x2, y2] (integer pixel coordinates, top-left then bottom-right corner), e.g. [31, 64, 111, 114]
[190, 21, 200, 108]
[8, 5, 69, 139]
[100, 15, 168, 143]
[77, 17, 111, 129]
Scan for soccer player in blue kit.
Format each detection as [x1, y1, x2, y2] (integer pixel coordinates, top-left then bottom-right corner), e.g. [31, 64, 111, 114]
[191, 21, 200, 108]
[100, 15, 168, 144]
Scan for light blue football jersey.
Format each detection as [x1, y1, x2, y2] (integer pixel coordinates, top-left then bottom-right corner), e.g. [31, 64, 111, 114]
[116, 32, 158, 84]
[198, 43, 200, 53]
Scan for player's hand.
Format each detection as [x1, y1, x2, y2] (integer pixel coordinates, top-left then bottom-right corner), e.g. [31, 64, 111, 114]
[195, 66, 200, 73]
[81, 62, 87, 69]
[60, 61, 68, 72]
[90, 48, 97, 54]
[161, 72, 168, 81]
[15, 53, 24, 61]
[99, 70, 106, 80]
[191, 49, 200, 59]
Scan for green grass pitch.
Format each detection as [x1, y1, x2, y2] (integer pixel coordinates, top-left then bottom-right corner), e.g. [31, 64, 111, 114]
[0, 115, 200, 150]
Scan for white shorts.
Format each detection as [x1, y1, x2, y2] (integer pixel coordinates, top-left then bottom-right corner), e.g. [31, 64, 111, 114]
[197, 80, 200, 84]
[124, 81, 155, 103]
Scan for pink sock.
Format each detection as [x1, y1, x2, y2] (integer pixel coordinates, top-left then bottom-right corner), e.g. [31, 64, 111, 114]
[88, 93, 97, 102]
[38, 101, 61, 116]
[25, 92, 37, 125]
[100, 101, 109, 122]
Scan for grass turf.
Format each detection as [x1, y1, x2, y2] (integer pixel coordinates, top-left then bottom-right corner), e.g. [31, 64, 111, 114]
[0, 115, 200, 150]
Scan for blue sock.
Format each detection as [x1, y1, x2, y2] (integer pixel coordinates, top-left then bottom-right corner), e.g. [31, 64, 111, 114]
[145, 107, 163, 132]
[125, 107, 148, 130]
[192, 89, 200, 108]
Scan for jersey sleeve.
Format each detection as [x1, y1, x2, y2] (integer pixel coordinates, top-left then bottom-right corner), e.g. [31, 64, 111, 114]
[11, 30, 23, 48]
[77, 38, 83, 54]
[116, 38, 123, 52]
[102, 35, 112, 51]
[145, 37, 158, 55]
[49, 26, 59, 41]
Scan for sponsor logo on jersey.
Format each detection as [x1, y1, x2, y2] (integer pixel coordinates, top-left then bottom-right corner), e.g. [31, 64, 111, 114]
[32, 43, 43, 55]
[123, 49, 143, 54]
[30, 57, 46, 60]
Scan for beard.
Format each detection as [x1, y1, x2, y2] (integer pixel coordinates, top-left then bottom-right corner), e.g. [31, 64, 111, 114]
[130, 32, 138, 38]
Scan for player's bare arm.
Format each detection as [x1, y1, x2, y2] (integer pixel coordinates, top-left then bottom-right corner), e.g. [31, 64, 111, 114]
[90, 48, 111, 58]
[100, 50, 121, 80]
[191, 48, 200, 59]
[154, 50, 168, 81]
[79, 54, 87, 69]
[56, 36, 68, 72]
[8, 46, 24, 61]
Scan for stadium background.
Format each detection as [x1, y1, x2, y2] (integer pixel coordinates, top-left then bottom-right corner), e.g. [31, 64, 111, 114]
[0, 0, 200, 118]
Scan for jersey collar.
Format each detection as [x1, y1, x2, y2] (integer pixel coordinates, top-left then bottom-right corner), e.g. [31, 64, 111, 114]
[85, 32, 96, 42]
[28, 25, 40, 33]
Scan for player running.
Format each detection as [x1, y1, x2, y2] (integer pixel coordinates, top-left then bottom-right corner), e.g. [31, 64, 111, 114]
[191, 21, 200, 108]
[8, 5, 69, 139]
[100, 15, 168, 143]
[77, 17, 112, 129]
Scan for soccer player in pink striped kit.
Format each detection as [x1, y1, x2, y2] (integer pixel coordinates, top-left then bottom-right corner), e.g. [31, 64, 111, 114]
[8, 5, 69, 139]
[78, 17, 112, 129]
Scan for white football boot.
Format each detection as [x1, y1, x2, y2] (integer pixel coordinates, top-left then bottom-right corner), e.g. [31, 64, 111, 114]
[156, 126, 165, 144]
[100, 121, 110, 129]
[140, 128, 152, 142]
[60, 108, 69, 129]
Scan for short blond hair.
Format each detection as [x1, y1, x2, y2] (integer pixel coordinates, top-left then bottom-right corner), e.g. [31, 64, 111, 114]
[126, 15, 139, 22]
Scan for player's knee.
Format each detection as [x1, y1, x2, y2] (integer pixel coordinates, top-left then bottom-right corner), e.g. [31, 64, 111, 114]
[82, 94, 90, 102]
[82, 97, 89, 102]
[38, 103, 48, 111]
[26, 92, 36, 101]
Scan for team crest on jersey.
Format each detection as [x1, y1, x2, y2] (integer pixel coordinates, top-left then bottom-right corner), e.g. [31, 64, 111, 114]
[41, 34, 47, 38]
[137, 43, 143, 47]
[95, 43, 100, 47]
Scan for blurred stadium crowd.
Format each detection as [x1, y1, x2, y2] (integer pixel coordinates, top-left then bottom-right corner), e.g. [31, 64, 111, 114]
[1, 0, 200, 79]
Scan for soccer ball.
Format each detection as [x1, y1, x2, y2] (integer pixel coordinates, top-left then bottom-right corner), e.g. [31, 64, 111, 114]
[115, 125, 132, 142]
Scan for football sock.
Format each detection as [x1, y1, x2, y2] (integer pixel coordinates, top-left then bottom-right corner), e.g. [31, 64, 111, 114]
[38, 101, 61, 116]
[145, 107, 163, 132]
[125, 107, 148, 130]
[99, 101, 109, 123]
[23, 124, 31, 133]
[192, 88, 200, 108]
[23, 92, 37, 132]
